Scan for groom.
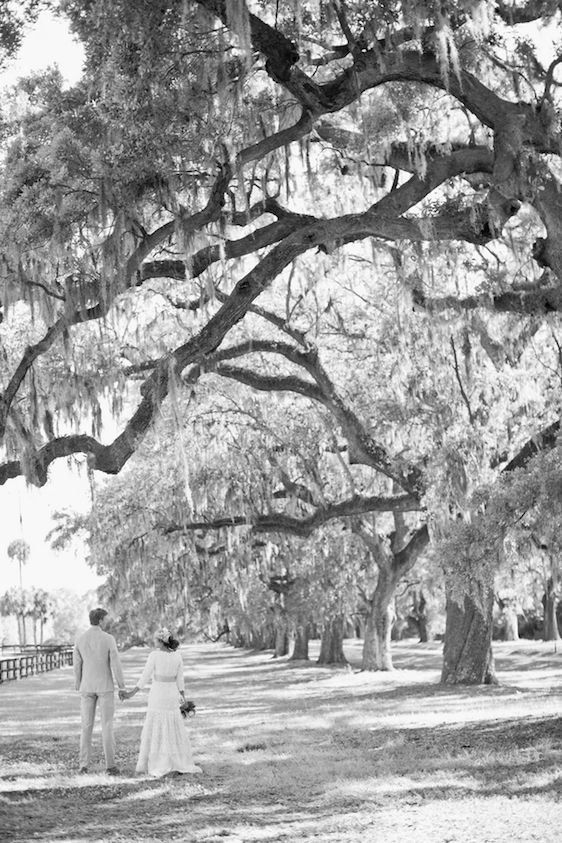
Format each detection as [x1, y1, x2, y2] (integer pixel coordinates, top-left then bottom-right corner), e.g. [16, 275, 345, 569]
[73, 607, 126, 775]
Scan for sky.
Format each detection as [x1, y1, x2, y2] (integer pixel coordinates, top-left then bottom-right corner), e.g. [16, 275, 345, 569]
[0, 10, 85, 89]
[0, 11, 104, 596]
[0, 463, 102, 593]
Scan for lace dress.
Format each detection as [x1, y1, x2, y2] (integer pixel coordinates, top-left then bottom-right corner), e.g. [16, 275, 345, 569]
[135, 649, 202, 777]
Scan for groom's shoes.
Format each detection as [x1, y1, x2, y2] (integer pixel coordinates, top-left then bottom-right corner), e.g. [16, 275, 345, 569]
[106, 767, 120, 776]
[78, 767, 88, 774]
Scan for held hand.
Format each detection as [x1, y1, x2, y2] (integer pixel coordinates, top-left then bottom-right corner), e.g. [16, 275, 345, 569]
[120, 686, 139, 700]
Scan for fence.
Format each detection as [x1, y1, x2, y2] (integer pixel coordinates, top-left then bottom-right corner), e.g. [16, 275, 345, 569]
[0, 645, 73, 683]
[1, 643, 59, 655]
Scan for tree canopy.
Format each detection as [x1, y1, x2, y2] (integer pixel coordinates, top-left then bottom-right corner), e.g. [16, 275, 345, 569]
[4, 1, 562, 676]
[1, 0, 561, 489]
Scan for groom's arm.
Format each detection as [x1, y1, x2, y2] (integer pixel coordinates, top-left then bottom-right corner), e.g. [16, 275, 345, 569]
[108, 635, 125, 690]
[73, 643, 83, 691]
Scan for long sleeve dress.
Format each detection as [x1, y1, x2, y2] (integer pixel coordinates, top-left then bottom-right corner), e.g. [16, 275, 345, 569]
[135, 649, 202, 777]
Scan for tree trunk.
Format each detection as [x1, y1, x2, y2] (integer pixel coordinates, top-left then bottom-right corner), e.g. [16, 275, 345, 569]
[229, 628, 246, 648]
[543, 584, 560, 641]
[357, 522, 430, 670]
[274, 625, 289, 657]
[362, 599, 394, 670]
[254, 627, 276, 650]
[19, 612, 27, 646]
[289, 624, 309, 660]
[412, 589, 429, 642]
[356, 614, 366, 640]
[502, 607, 519, 641]
[361, 567, 395, 671]
[317, 616, 347, 665]
[272, 599, 289, 657]
[418, 615, 429, 643]
[441, 587, 496, 685]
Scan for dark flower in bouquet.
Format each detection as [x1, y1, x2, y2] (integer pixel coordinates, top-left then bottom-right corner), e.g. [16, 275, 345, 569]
[180, 699, 196, 718]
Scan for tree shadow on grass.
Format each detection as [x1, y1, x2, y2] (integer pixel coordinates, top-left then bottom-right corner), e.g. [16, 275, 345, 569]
[385, 711, 562, 744]
[4, 713, 562, 841]
[4, 643, 562, 840]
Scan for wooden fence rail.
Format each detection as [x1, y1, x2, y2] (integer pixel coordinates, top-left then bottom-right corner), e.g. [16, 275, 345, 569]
[1, 643, 68, 655]
[0, 646, 73, 683]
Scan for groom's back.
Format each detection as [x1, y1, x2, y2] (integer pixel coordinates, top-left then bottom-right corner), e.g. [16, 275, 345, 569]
[75, 627, 117, 693]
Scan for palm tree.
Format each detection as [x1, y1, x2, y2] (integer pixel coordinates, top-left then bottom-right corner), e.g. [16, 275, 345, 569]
[7, 540, 30, 643]
[0, 587, 27, 646]
[7, 539, 30, 592]
[30, 588, 54, 644]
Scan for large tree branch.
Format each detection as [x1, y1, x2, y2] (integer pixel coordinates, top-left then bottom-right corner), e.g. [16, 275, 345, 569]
[354, 519, 430, 581]
[353, 518, 392, 571]
[163, 491, 421, 539]
[196, 1, 557, 154]
[502, 418, 561, 472]
[0, 162, 237, 438]
[154, 409, 558, 590]
[5, 139, 496, 447]
[237, 109, 314, 167]
[321, 53, 553, 153]
[0, 183, 517, 485]
[240, 301, 309, 347]
[138, 146, 499, 302]
[371, 148, 495, 218]
[0, 218, 322, 485]
[393, 524, 430, 571]
[272, 475, 319, 507]
[139, 211, 313, 284]
[193, 0, 559, 286]
[413, 282, 562, 316]
[204, 337, 423, 496]
[214, 363, 325, 403]
[495, 0, 561, 24]
[1, 123, 315, 421]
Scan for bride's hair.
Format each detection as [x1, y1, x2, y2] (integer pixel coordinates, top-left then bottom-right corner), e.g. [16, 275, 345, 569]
[162, 634, 179, 651]
[154, 626, 179, 650]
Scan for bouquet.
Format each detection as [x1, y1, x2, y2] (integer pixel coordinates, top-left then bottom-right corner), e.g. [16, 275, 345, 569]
[180, 699, 196, 718]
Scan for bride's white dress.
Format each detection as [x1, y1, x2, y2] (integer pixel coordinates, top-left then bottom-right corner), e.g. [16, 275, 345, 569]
[135, 649, 202, 777]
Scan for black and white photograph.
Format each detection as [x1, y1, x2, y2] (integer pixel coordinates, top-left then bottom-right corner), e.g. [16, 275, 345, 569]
[1, 1, 562, 840]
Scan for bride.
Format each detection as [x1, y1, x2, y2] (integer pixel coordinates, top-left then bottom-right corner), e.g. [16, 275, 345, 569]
[121, 627, 202, 777]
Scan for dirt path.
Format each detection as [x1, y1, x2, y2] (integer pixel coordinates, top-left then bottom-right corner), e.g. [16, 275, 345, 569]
[1, 639, 562, 841]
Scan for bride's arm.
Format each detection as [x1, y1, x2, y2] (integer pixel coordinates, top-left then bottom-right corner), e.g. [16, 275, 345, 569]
[133, 650, 156, 692]
[175, 652, 186, 696]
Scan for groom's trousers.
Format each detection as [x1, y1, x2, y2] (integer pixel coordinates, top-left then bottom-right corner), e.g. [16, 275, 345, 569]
[79, 691, 115, 769]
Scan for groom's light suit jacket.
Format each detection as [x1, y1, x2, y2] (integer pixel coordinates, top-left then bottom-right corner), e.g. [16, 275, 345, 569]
[73, 626, 125, 693]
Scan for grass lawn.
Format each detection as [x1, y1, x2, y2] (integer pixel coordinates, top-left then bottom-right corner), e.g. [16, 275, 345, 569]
[2, 638, 562, 842]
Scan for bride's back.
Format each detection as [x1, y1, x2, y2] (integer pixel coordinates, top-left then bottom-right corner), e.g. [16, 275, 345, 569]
[152, 649, 181, 679]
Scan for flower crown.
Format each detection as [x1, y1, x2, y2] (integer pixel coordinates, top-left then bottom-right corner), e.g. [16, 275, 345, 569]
[155, 626, 171, 642]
